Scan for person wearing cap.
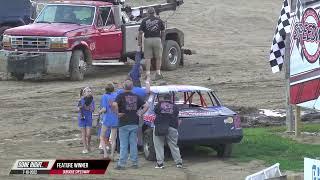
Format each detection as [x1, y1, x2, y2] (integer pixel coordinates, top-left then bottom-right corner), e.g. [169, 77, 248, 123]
[138, 7, 165, 81]
[153, 93, 183, 169]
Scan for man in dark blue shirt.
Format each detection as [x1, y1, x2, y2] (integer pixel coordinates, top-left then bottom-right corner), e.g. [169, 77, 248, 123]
[113, 80, 149, 170]
[153, 93, 182, 169]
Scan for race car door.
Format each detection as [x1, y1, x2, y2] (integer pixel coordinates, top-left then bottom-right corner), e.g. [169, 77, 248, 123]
[95, 6, 122, 59]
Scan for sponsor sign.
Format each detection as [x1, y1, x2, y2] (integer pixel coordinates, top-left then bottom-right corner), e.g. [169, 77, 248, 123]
[290, 3, 320, 110]
[304, 157, 320, 180]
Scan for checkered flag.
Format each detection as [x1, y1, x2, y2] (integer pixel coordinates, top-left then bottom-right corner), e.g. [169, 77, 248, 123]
[269, 0, 291, 73]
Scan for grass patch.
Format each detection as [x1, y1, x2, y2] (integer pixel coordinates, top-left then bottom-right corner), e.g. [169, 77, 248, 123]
[269, 123, 320, 133]
[232, 127, 320, 171]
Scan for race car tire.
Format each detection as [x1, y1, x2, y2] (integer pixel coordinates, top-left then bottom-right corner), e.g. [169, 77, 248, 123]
[216, 144, 233, 158]
[143, 128, 156, 161]
[70, 50, 86, 81]
[162, 40, 181, 71]
[11, 73, 24, 81]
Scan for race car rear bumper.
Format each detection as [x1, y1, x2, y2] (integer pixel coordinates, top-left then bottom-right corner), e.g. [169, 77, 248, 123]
[0, 50, 72, 75]
[178, 135, 243, 145]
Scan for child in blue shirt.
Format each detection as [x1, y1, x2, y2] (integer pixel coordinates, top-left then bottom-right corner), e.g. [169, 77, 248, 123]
[77, 87, 95, 154]
[98, 84, 119, 160]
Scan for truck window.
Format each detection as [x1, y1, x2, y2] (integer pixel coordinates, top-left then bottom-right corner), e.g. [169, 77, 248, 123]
[73, 7, 95, 25]
[37, 5, 57, 22]
[35, 5, 95, 25]
[97, 7, 111, 27]
[106, 10, 115, 26]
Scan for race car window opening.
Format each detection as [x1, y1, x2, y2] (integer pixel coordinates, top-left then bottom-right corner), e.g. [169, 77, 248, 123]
[184, 92, 195, 105]
[210, 91, 222, 106]
[206, 92, 215, 107]
[197, 91, 208, 107]
[36, 4, 95, 25]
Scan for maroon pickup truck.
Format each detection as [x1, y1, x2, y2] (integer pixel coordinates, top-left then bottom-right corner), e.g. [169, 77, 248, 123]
[0, 0, 188, 80]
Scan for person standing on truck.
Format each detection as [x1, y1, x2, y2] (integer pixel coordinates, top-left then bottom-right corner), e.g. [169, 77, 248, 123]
[153, 93, 183, 169]
[128, 46, 144, 87]
[98, 83, 119, 161]
[77, 87, 95, 154]
[113, 79, 149, 170]
[138, 7, 165, 81]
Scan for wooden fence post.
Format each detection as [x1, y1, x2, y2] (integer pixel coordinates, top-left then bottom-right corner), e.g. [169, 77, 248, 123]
[295, 106, 301, 137]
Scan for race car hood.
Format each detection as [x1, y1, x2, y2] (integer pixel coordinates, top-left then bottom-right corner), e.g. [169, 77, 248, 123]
[179, 106, 236, 118]
[4, 23, 88, 36]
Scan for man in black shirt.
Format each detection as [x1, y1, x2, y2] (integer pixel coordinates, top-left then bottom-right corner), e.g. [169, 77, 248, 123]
[138, 7, 165, 81]
[153, 93, 183, 169]
[113, 79, 149, 170]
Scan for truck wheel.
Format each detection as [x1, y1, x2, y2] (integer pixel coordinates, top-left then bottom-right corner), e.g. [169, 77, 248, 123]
[216, 144, 233, 158]
[70, 50, 86, 81]
[11, 73, 24, 81]
[143, 128, 156, 161]
[162, 40, 181, 71]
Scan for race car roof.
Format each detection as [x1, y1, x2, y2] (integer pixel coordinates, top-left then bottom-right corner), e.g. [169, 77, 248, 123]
[150, 85, 212, 94]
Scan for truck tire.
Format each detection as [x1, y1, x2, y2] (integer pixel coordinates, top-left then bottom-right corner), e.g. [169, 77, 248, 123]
[143, 128, 156, 161]
[162, 40, 181, 71]
[69, 50, 86, 81]
[216, 144, 233, 158]
[11, 73, 24, 81]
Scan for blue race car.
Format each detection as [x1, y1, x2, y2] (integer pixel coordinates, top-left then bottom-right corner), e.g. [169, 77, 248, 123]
[141, 85, 243, 160]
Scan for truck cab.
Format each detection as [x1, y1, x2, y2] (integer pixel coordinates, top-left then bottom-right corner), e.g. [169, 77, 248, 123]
[0, 0, 186, 81]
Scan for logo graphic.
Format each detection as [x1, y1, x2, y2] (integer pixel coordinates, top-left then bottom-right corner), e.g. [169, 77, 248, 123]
[312, 164, 320, 180]
[293, 8, 320, 63]
[9, 159, 110, 175]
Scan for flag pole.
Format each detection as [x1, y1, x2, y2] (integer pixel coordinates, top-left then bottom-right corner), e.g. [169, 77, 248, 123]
[285, 35, 294, 132]
[285, 0, 294, 132]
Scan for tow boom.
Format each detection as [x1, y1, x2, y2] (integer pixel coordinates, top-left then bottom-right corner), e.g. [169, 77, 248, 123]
[122, 0, 184, 20]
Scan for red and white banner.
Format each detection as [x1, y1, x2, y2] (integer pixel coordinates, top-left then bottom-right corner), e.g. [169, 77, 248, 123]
[290, 1, 320, 109]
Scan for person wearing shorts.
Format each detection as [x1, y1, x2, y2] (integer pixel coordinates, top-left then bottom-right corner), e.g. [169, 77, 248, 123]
[97, 113, 111, 154]
[138, 7, 165, 81]
[77, 87, 95, 154]
[99, 84, 119, 160]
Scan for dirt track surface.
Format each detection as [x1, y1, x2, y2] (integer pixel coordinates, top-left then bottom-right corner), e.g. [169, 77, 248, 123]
[0, 0, 287, 179]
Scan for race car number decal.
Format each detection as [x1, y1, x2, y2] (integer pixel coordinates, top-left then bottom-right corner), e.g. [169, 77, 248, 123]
[143, 115, 156, 122]
[179, 111, 219, 117]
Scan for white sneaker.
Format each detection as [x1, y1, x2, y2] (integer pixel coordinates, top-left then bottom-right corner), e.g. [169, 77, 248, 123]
[155, 163, 164, 169]
[82, 149, 88, 154]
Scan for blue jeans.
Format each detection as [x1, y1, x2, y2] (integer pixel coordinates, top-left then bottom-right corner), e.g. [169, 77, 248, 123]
[118, 125, 139, 167]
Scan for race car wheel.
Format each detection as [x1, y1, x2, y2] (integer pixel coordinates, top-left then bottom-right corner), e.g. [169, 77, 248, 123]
[11, 73, 24, 81]
[70, 50, 86, 81]
[216, 144, 233, 158]
[143, 128, 156, 161]
[162, 40, 181, 71]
